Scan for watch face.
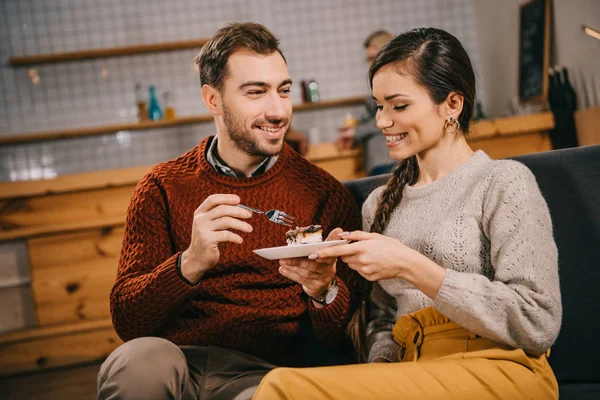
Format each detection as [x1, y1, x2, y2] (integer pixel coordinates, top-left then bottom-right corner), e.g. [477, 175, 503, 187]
[325, 284, 339, 304]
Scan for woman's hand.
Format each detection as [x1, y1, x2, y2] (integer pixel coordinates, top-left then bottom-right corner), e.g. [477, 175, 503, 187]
[309, 231, 415, 281]
[309, 230, 447, 299]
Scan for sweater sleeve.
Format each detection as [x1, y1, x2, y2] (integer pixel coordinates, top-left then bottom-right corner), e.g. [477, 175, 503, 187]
[366, 282, 399, 362]
[110, 172, 196, 341]
[308, 180, 364, 349]
[433, 163, 562, 356]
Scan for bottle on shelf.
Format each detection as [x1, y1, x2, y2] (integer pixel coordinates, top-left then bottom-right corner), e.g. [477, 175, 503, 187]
[305, 79, 320, 103]
[301, 79, 320, 103]
[135, 83, 148, 122]
[343, 112, 357, 128]
[163, 91, 176, 120]
[300, 80, 308, 103]
[148, 85, 163, 121]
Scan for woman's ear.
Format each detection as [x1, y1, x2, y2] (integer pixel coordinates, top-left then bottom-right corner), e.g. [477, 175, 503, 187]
[445, 92, 464, 119]
[201, 84, 221, 116]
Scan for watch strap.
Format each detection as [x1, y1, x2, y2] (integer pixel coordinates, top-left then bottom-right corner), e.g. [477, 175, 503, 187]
[307, 276, 338, 305]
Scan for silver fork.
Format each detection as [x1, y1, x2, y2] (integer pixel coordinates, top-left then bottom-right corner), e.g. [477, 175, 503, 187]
[237, 204, 295, 227]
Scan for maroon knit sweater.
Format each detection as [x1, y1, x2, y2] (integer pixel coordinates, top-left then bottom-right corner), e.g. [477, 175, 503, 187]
[110, 137, 363, 366]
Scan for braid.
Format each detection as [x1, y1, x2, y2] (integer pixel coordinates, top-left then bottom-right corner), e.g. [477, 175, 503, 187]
[348, 156, 420, 363]
[371, 156, 419, 233]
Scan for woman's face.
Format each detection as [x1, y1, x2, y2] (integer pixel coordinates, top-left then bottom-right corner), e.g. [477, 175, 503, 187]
[371, 64, 448, 161]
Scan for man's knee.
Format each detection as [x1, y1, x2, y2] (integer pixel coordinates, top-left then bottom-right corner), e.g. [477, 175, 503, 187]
[100, 337, 184, 374]
[97, 337, 189, 399]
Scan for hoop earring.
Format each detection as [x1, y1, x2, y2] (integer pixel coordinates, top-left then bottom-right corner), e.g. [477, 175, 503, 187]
[444, 116, 460, 134]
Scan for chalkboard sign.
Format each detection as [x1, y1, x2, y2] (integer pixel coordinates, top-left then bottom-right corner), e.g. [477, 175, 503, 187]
[518, 0, 551, 103]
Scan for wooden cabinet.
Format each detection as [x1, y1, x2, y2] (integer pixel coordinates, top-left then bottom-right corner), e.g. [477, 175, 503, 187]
[29, 228, 123, 327]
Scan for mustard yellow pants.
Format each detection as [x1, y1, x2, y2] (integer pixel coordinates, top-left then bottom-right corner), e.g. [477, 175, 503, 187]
[253, 307, 558, 400]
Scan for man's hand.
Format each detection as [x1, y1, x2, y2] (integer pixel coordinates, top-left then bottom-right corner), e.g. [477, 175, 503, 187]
[336, 127, 356, 151]
[181, 194, 253, 284]
[278, 228, 345, 307]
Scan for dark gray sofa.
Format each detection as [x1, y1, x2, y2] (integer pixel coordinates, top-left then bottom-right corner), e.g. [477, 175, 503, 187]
[343, 145, 600, 400]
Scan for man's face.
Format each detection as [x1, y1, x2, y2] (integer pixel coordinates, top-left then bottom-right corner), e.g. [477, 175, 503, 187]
[365, 45, 380, 65]
[220, 49, 292, 158]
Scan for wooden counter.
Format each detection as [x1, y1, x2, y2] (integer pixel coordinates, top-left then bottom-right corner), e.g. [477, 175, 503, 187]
[0, 112, 554, 376]
[0, 144, 363, 252]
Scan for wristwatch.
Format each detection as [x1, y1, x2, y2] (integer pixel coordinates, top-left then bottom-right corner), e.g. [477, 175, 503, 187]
[307, 276, 339, 306]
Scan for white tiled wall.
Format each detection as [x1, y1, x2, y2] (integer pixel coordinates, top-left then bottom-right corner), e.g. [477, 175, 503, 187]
[0, 0, 483, 182]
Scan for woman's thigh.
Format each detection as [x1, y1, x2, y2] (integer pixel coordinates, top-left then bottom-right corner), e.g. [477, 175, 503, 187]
[252, 355, 558, 400]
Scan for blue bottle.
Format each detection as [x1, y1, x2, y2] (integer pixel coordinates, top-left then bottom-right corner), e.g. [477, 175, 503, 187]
[148, 85, 163, 121]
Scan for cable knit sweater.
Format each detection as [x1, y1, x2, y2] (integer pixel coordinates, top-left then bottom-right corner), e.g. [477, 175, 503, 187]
[363, 150, 562, 362]
[111, 136, 362, 366]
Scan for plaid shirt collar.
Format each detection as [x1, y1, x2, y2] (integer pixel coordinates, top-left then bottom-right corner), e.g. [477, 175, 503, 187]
[205, 135, 278, 178]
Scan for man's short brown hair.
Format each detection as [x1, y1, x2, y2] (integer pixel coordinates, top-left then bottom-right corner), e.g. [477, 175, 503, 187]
[195, 22, 285, 91]
[363, 30, 394, 50]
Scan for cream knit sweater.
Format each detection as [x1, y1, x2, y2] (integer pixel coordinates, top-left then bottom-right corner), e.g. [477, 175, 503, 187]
[363, 151, 562, 362]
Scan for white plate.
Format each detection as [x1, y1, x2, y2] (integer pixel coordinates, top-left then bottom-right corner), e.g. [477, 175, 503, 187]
[253, 240, 348, 260]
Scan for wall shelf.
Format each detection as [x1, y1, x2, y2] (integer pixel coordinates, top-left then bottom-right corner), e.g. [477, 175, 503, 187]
[0, 96, 366, 145]
[8, 39, 209, 66]
[0, 142, 361, 202]
[470, 111, 554, 139]
[0, 115, 214, 145]
[0, 142, 363, 241]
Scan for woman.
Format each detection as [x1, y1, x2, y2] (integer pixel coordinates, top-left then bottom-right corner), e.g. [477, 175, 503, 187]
[253, 28, 561, 399]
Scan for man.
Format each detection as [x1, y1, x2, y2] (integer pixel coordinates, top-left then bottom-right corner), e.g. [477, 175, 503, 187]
[97, 22, 362, 400]
[284, 126, 309, 156]
[336, 30, 396, 176]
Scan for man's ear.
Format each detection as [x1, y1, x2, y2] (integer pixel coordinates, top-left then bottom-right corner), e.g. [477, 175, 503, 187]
[445, 91, 464, 119]
[201, 84, 222, 116]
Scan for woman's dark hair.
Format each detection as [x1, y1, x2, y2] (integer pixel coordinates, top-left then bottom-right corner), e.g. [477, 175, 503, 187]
[348, 28, 476, 363]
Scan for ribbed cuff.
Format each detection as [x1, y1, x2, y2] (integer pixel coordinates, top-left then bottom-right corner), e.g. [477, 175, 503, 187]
[155, 252, 197, 301]
[175, 252, 201, 286]
[432, 268, 463, 314]
[309, 277, 351, 325]
[367, 339, 400, 363]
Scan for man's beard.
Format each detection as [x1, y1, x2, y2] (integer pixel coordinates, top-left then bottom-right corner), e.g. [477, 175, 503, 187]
[223, 104, 288, 158]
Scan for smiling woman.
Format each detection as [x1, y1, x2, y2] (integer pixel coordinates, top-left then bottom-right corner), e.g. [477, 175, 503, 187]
[253, 27, 561, 400]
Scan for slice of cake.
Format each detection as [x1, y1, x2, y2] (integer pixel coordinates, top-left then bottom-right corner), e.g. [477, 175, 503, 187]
[286, 225, 323, 246]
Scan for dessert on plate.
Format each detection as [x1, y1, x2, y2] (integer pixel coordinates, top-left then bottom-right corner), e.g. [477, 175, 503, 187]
[286, 225, 323, 246]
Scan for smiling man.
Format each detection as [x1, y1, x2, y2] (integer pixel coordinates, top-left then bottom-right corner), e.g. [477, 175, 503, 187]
[97, 23, 363, 400]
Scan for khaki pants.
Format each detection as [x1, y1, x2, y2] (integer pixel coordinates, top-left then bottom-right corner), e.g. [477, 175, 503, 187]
[253, 307, 558, 400]
[97, 337, 275, 400]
